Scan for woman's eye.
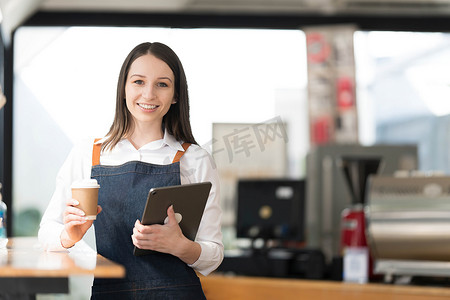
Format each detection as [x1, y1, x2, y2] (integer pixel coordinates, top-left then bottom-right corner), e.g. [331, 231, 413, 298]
[157, 82, 168, 87]
[134, 80, 144, 85]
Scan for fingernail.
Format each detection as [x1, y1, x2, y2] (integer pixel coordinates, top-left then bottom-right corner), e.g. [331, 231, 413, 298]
[74, 200, 79, 205]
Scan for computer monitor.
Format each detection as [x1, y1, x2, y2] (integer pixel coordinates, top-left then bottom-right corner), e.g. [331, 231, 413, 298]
[236, 179, 306, 243]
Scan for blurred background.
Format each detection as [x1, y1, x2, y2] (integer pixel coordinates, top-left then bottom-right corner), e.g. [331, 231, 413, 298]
[2, 0, 450, 298]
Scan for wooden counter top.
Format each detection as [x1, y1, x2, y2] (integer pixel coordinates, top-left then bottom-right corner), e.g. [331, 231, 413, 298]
[0, 237, 125, 278]
[200, 274, 450, 300]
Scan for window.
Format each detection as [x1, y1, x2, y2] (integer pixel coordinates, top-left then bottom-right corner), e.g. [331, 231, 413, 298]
[13, 26, 307, 236]
[354, 31, 450, 172]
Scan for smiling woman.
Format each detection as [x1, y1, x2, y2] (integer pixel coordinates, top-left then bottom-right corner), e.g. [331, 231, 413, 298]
[37, 41, 223, 299]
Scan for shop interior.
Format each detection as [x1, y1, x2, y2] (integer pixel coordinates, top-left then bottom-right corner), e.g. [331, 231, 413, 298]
[2, 1, 450, 299]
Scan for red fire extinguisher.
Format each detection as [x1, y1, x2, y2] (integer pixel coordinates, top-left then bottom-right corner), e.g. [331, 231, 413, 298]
[340, 204, 367, 249]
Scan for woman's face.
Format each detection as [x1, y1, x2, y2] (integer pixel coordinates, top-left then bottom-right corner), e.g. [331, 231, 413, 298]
[125, 54, 176, 130]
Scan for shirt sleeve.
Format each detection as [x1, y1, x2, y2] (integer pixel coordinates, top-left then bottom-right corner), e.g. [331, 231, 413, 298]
[180, 145, 224, 276]
[38, 139, 95, 252]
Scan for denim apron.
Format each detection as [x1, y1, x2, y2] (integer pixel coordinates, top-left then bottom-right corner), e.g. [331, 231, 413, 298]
[89, 141, 206, 300]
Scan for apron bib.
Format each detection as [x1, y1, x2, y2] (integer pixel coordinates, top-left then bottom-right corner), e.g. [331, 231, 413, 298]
[89, 141, 205, 300]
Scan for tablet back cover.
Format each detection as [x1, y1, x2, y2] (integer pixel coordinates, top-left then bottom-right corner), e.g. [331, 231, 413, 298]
[133, 182, 211, 256]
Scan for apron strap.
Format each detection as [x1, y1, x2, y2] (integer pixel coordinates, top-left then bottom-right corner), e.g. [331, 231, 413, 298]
[92, 140, 191, 166]
[92, 138, 102, 167]
[172, 143, 191, 163]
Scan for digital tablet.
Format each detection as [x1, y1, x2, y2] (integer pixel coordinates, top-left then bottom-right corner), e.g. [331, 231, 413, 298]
[133, 182, 212, 256]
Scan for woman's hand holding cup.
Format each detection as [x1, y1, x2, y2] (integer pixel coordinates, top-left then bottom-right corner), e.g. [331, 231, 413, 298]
[60, 179, 101, 248]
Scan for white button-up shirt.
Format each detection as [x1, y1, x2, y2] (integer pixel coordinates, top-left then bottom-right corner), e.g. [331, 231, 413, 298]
[38, 131, 223, 276]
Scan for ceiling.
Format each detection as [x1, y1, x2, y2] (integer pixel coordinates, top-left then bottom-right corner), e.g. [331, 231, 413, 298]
[2, 0, 450, 44]
[37, 0, 450, 15]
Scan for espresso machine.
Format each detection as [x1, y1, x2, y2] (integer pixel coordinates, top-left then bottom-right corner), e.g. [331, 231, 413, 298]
[305, 144, 418, 278]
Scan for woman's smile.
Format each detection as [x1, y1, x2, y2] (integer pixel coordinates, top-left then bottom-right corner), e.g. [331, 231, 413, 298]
[137, 103, 159, 111]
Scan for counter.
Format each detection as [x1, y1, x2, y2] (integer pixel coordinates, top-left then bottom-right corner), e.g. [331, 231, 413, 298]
[200, 274, 450, 300]
[0, 237, 125, 299]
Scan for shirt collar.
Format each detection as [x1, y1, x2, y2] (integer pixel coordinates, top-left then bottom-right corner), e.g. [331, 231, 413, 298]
[95, 129, 185, 152]
[163, 128, 185, 152]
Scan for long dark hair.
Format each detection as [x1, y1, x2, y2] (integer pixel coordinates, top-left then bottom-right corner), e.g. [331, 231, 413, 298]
[102, 42, 197, 151]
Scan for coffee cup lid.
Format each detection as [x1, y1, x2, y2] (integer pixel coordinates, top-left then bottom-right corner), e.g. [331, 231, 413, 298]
[71, 179, 100, 188]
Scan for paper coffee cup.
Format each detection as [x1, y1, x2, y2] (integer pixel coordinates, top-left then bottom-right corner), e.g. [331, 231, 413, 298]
[71, 179, 100, 220]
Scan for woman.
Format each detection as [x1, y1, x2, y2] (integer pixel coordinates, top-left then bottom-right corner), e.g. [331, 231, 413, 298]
[38, 42, 223, 299]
